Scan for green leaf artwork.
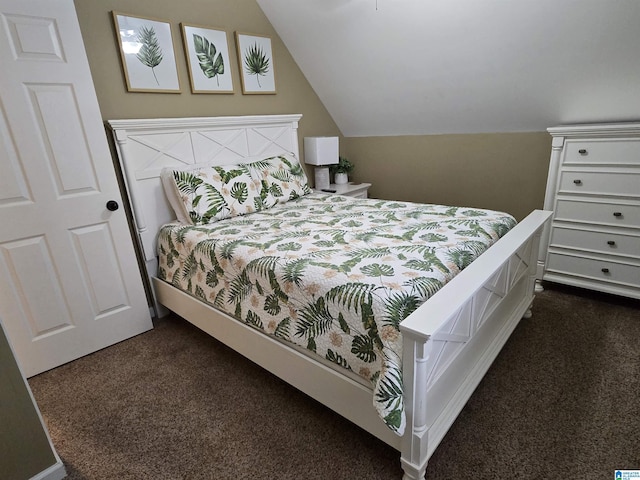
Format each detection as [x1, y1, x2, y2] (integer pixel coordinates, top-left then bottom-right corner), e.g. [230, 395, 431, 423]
[136, 25, 164, 85]
[193, 34, 224, 86]
[243, 42, 269, 87]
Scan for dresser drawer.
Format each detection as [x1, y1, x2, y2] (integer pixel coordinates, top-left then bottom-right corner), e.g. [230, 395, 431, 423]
[563, 139, 640, 166]
[558, 171, 640, 198]
[546, 253, 640, 287]
[555, 199, 640, 228]
[549, 227, 640, 258]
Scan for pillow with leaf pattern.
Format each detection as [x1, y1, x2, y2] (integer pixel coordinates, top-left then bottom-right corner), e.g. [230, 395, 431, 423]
[169, 164, 276, 224]
[246, 152, 311, 204]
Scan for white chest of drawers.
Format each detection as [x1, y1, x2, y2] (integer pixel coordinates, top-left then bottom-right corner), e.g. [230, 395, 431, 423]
[539, 123, 640, 299]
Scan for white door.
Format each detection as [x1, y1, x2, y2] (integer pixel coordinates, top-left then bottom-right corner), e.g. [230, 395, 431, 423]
[0, 0, 153, 377]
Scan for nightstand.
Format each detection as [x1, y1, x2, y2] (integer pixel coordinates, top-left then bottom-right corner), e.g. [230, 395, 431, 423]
[315, 182, 372, 199]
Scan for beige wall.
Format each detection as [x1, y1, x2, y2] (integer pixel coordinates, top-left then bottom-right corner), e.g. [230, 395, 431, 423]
[74, 0, 551, 222]
[344, 132, 551, 221]
[73, 0, 341, 148]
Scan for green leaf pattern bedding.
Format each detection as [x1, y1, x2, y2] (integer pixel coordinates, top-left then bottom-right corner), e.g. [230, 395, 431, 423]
[157, 193, 516, 435]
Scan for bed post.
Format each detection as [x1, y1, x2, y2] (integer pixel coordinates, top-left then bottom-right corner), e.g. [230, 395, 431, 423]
[112, 129, 148, 243]
[525, 220, 546, 317]
[400, 334, 431, 480]
[111, 128, 165, 317]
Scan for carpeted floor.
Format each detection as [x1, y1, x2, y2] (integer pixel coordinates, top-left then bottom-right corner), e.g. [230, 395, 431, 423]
[28, 283, 640, 480]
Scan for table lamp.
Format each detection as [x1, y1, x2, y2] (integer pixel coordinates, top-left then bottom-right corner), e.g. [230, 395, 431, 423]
[304, 136, 339, 190]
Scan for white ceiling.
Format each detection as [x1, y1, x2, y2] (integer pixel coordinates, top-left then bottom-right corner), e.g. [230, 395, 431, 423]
[257, 0, 640, 136]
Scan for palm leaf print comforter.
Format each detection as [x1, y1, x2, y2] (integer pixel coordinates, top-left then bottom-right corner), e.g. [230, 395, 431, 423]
[157, 193, 517, 435]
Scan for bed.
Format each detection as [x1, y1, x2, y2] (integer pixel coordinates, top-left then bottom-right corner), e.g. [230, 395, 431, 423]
[108, 114, 552, 480]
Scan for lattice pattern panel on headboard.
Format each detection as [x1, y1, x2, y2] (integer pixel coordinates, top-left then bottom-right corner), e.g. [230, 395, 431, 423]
[125, 124, 300, 181]
[107, 114, 303, 280]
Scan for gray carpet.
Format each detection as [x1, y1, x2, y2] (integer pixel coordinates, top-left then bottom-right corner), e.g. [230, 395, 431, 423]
[29, 283, 640, 480]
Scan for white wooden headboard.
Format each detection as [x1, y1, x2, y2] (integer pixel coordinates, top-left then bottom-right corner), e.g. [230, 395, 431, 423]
[107, 114, 303, 292]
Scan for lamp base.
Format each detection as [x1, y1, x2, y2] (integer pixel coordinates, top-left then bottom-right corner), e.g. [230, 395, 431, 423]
[314, 167, 330, 190]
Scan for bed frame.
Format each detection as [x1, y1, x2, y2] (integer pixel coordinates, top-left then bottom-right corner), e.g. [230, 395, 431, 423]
[108, 114, 552, 480]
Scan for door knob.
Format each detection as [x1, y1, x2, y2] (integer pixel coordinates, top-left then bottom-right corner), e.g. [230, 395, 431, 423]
[106, 200, 119, 211]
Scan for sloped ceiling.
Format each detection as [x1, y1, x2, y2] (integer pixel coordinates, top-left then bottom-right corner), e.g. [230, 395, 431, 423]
[257, 0, 640, 136]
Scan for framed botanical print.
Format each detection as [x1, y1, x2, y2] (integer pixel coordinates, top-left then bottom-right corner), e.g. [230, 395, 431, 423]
[234, 32, 276, 95]
[112, 12, 181, 93]
[181, 23, 234, 94]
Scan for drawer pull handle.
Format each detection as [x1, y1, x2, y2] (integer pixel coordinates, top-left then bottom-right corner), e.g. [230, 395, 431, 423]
[601, 268, 610, 274]
[578, 149, 587, 154]
[613, 212, 622, 217]
[607, 240, 616, 246]
[573, 179, 582, 185]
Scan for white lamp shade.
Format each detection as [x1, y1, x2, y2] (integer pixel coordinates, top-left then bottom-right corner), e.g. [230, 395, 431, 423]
[304, 136, 339, 166]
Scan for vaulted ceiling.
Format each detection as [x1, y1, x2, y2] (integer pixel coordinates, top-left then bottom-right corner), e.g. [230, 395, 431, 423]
[257, 0, 640, 136]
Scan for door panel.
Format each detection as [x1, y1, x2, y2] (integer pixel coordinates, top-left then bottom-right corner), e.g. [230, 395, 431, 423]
[0, 235, 72, 337]
[27, 83, 99, 195]
[0, 0, 152, 377]
[69, 223, 130, 315]
[0, 106, 32, 206]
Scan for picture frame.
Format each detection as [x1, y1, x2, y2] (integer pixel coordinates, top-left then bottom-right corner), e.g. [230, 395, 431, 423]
[112, 12, 181, 93]
[181, 23, 234, 94]
[234, 32, 276, 95]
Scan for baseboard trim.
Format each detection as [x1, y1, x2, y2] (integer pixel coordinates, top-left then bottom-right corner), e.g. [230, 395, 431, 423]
[31, 461, 66, 480]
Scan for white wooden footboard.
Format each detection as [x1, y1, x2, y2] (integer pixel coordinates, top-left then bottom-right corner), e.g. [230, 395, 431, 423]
[399, 209, 551, 480]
